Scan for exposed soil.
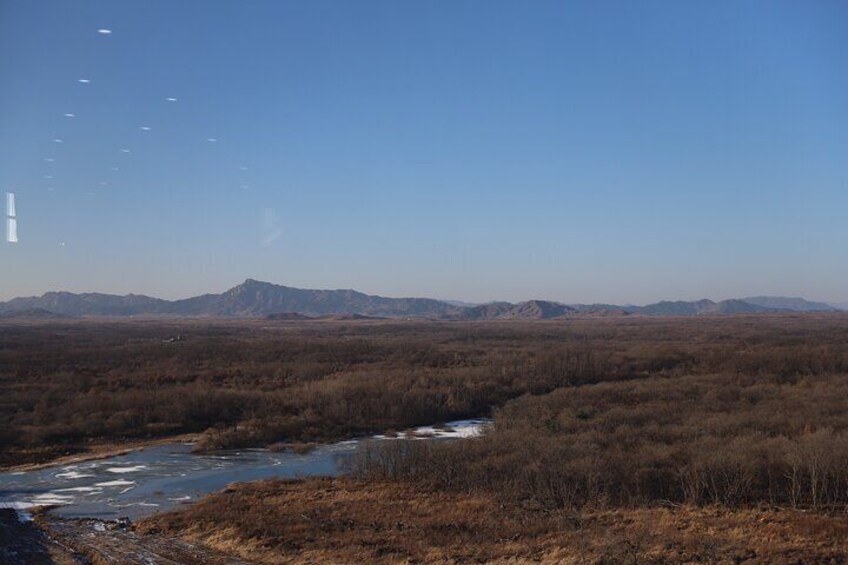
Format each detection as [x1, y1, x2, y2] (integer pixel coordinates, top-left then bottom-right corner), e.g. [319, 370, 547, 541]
[0, 506, 252, 565]
[0, 508, 84, 564]
[33, 511, 251, 565]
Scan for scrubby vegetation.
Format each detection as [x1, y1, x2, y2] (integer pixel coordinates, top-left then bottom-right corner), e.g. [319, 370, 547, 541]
[2, 318, 610, 466]
[356, 371, 848, 510]
[350, 317, 848, 513]
[140, 477, 848, 564]
[3, 314, 848, 469]
[6, 314, 848, 561]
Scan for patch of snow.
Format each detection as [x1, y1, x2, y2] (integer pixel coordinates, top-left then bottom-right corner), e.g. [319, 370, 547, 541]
[375, 419, 489, 441]
[55, 487, 102, 493]
[0, 501, 37, 510]
[105, 465, 147, 473]
[32, 493, 75, 505]
[95, 480, 135, 487]
[335, 439, 360, 446]
[0, 502, 36, 521]
[55, 470, 95, 479]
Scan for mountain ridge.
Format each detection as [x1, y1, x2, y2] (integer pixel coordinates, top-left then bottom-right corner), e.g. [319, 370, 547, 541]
[742, 296, 838, 312]
[0, 281, 842, 319]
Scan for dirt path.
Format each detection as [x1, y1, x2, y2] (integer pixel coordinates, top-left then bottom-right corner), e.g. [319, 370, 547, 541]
[28, 512, 252, 565]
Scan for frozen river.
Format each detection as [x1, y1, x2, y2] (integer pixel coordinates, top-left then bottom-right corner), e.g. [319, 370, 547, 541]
[0, 419, 487, 520]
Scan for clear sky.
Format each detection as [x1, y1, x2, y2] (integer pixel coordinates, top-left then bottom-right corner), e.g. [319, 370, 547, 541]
[1, 0, 846, 304]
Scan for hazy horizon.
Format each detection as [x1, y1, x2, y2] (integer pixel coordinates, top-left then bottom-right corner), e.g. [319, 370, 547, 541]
[2, 1, 847, 305]
[0, 276, 843, 308]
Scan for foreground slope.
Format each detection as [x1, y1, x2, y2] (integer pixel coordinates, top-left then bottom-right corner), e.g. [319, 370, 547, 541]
[139, 478, 848, 564]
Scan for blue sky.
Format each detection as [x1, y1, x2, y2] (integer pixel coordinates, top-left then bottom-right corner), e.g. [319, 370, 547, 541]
[1, 0, 846, 304]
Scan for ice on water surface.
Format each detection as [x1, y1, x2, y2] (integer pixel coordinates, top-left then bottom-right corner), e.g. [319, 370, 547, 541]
[0, 419, 488, 520]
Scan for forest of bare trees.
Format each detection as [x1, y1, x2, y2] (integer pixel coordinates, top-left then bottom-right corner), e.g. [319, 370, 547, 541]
[3, 314, 848, 487]
[355, 369, 848, 510]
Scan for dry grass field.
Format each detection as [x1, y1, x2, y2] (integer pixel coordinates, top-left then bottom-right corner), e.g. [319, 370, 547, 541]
[140, 477, 848, 564]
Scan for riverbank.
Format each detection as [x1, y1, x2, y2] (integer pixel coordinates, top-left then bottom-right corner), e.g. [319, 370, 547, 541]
[1, 417, 488, 472]
[1, 433, 201, 473]
[0, 419, 488, 520]
[5, 476, 847, 564]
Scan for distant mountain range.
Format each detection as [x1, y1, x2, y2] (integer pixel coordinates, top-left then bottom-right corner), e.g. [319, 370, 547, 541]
[0, 279, 460, 318]
[458, 300, 576, 320]
[0, 279, 842, 320]
[0, 307, 75, 320]
[741, 296, 837, 312]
